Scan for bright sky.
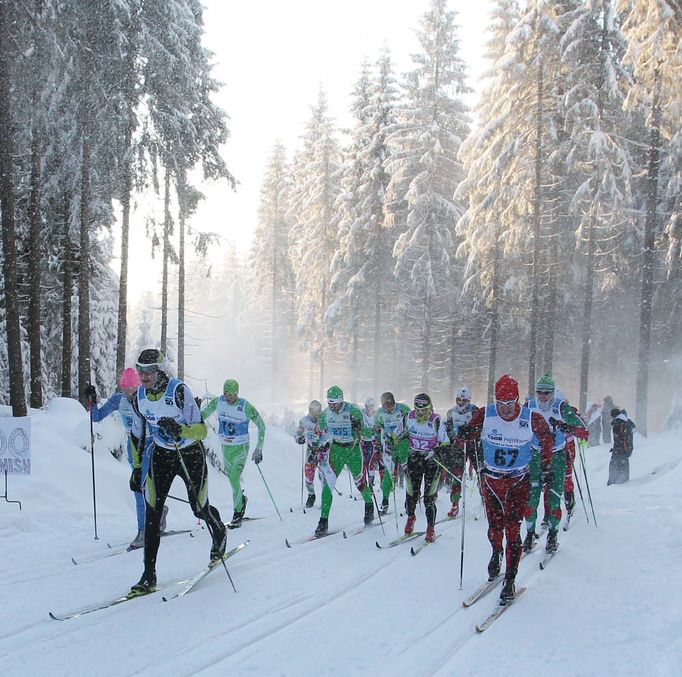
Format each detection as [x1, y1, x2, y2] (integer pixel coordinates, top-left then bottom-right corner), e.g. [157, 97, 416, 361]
[122, 0, 491, 304]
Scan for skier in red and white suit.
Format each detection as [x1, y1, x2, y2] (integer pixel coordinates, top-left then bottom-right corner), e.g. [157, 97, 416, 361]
[460, 374, 553, 605]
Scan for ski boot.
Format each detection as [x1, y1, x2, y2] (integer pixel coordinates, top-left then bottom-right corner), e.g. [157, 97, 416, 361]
[540, 517, 549, 531]
[404, 515, 416, 535]
[364, 502, 374, 526]
[487, 548, 503, 581]
[229, 494, 248, 528]
[305, 493, 316, 509]
[499, 575, 516, 606]
[546, 528, 559, 553]
[210, 524, 227, 563]
[315, 518, 328, 538]
[130, 571, 156, 596]
[128, 529, 144, 551]
[447, 503, 459, 519]
[522, 530, 537, 553]
[160, 504, 169, 533]
[380, 497, 389, 515]
[425, 524, 436, 543]
[564, 491, 575, 516]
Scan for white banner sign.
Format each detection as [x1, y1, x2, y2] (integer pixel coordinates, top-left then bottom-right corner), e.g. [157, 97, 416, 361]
[0, 416, 31, 475]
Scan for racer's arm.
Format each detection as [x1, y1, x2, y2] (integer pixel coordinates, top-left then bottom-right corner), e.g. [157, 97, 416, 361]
[175, 384, 207, 441]
[90, 392, 123, 423]
[531, 411, 554, 468]
[200, 396, 219, 420]
[559, 402, 589, 441]
[245, 401, 266, 448]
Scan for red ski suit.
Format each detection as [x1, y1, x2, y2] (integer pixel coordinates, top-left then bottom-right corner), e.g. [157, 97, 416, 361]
[464, 405, 553, 577]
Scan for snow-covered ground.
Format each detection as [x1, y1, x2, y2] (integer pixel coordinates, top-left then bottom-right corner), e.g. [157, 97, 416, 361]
[1, 399, 681, 676]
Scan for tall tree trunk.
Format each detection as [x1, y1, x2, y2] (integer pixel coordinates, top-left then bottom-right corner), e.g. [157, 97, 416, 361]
[176, 172, 185, 380]
[115, 126, 133, 379]
[28, 97, 42, 408]
[373, 292, 381, 393]
[635, 72, 662, 437]
[319, 286, 326, 401]
[528, 63, 544, 395]
[351, 318, 358, 403]
[78, 106, 92, 405]
[271, 208, 278, 402]
[0, 1, 26, 416]
[488, 226, 502, 400]
[421, 295, 431, 392]
[61, 195, 73, 397]
[579, 211, 596, 413]
[160, 169, 170, 354]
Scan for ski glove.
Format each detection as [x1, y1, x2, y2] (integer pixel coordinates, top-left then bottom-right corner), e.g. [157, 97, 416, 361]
[295, 435, 305, 445]
[252, 448, 263, 464]
[541, 468, 554, 485]
[129, 467, 142, 492]
[84, 384, 97, 405]
[548, 417, 572, 433]
[157, 417, 183, 442]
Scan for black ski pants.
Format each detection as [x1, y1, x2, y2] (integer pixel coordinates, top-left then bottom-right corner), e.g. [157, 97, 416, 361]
[405, 452, 440, 525]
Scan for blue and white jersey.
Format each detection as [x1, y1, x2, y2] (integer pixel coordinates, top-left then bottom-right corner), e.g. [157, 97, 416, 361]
[446, 402, 477, 441]
[136, 378, 196, 450]
[527, 397, 566, 452]
[216, 397, 251, 446]
[118, 396, 135, 434]
[481, 404, 535, 475]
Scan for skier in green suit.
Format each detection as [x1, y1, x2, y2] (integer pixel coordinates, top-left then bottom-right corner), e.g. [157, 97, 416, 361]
[314, 385, 373, 537]
[202, 379, 266, 527]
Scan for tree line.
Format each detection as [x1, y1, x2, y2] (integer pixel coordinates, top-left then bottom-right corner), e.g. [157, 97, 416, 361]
[245, 0, 680, 433]
[0, 0, 232, 416]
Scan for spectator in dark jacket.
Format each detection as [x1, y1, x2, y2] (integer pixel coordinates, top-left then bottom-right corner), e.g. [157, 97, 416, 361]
[607, 408, 635, 485]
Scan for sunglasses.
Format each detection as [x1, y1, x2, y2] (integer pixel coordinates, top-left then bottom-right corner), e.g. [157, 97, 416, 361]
[136, 363, 159, 374]
[496, 398, 517, 406]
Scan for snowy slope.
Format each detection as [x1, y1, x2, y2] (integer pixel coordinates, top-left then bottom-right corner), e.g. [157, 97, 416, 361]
[1, 400, 681, 677]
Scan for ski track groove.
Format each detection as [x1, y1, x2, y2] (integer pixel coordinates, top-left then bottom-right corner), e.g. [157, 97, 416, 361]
[166, 553, 403, 675]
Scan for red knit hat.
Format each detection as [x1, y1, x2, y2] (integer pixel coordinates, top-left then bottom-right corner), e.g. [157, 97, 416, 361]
[495, 374, 519, 402]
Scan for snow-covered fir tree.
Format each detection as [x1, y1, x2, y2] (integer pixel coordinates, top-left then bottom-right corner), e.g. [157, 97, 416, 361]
[385, 0, 471, 395]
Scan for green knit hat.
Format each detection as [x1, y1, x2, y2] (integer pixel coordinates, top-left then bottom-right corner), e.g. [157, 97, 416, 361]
[223, 379, 239, 395]
[535, 373, 555, 393]
[326, 385, 344, 403]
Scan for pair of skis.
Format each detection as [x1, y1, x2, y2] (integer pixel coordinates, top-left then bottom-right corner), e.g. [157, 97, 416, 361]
[71, 528, 198, 565]
[49, 542, 249, 621]
[465, 544, 558, 632]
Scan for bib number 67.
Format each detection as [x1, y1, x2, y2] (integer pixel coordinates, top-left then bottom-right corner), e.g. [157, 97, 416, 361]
[494, 448, 519, 468]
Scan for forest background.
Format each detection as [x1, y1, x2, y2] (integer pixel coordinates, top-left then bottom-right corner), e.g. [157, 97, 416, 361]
[0, 0, 679, 434]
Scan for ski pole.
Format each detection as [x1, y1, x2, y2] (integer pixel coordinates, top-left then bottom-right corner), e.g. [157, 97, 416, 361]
[174, 443, 236, 592]
[88, 403, 99, 540]
[459, 460, 467, 589]
[300, 444, 305, 507]
[572, 466, 590, 524]
[256, 464, 283, 521]
[167, 493, 190, 505]
[578, 440, 597, 527]
[365, 466, 385, 536]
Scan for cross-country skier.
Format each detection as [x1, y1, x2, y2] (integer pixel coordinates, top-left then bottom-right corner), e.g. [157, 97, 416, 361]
[360, 397, 381, 503]
[374, 392, 410, 512]
[395, 393, 450, 543]
[85, 368, 168, 550]
[314, 386, 371, 537]
[524, 375, 587, 554]
[201, 379, 266, 527]
[443, 386, 479, 518]
[128, 349, 227, 595]
[294, 400, 323, 508]
[459, 374, 554, 604]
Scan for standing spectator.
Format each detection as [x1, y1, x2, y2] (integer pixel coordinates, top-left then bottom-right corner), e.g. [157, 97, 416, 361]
[586, 402, 602, 447]
[607, 408, 635, 485]
[602, 396, 614, 444]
